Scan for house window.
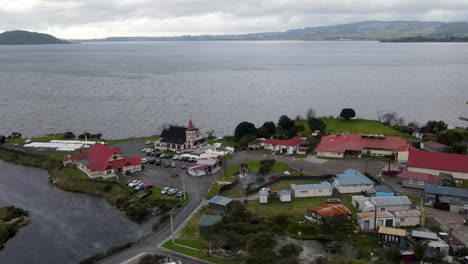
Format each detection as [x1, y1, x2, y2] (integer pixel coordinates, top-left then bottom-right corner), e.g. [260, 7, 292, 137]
[380, 208, 386, 211]
[418, 181, 424, 186]
[409, 179, 413, 184]
[400, 218, 405, 222]
[300, 191, 308, 193]
[319, 190, 323, 193]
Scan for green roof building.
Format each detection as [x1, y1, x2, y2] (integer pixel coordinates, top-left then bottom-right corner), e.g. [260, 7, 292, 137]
[199, 214, 222, 237]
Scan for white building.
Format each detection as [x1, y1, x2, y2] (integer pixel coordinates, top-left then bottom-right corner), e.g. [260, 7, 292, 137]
[259, 190, 268, 204]
[279, 189, 292, 202]
[357, 211, 395, 231]
[187, 157, 220, 177]
[393, 210, 422, 227]
[291, 182, 332, 198]
[261, 137, 306, 155]
[333, 169, 374, 194]
[369, 196, 413, 212]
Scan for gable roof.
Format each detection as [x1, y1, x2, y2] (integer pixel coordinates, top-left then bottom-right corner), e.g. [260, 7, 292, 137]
[401, 171, 441, 183]
[160, 126, 187, 145]
[308, 203, 351, 218]
[292, 182, 332, 191]
[335, 169, 374, 186]
[85, 143, 123, 171]
[358, 211, 395, 219]
[209, 195, 233, 206]
[371, 196, 412, 207]
[263, 137, 305, 147]
[199, 214, 222, 226]
[408, 147, 468, 173]
[425, 185, 468, 199]
[316, 134, 408, 153]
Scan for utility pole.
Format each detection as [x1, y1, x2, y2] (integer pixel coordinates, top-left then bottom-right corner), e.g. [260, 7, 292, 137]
[170, 209, 175, 243]
[224, 152, 227, 177]
[182, 172, 186, 201]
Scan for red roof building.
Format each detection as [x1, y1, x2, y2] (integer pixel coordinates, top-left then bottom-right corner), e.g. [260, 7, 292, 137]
[306, 203, 351, 224]
[407, 147, 468, 180]
[316, 134, 409, 162]
[69, 143, 142, 178]
[401, 171, 441, 183]
[261, 137, 306, 155]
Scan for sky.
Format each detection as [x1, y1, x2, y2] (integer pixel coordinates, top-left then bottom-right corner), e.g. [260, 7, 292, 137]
[0, 0, 467, 39]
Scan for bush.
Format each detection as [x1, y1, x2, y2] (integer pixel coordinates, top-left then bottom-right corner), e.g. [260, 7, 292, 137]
[152, 222, 160, 231]
[159, 213, 170, 224]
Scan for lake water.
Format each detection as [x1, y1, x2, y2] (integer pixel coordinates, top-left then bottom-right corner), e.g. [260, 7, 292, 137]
[0, 160, 152, 264]
[0, 41, 467, 138]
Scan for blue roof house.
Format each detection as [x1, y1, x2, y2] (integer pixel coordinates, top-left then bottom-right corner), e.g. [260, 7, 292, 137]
[291, 182, 333, 198]
[333, 169, 374, 194]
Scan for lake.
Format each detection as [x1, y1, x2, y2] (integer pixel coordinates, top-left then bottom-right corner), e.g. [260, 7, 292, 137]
[0, 41, 467, 138]
[0, 160, 152, 264]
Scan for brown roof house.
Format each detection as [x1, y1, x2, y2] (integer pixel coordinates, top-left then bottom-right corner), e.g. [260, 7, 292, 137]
[305, 203, 351, 225]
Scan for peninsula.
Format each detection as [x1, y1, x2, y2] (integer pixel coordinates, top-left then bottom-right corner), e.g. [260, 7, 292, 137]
[0, 30, 71, 45]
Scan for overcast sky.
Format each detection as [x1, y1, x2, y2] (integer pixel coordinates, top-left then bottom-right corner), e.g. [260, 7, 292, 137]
[0, 0, 467, 39]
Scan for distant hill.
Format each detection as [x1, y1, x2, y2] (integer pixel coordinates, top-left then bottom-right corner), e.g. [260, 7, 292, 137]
[0, 30, 71, 45]
[86, 20, 468, 42]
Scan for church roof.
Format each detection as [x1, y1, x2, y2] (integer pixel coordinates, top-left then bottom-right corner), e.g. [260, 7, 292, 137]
[187, 119, 195, 131]
[160, 126, 187, 145]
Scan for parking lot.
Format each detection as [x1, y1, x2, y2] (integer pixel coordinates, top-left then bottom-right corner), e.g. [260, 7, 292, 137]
[113, 141, 220, 202]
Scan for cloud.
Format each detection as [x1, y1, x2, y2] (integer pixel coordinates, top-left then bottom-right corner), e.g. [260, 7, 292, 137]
[0, 0, 467, 38]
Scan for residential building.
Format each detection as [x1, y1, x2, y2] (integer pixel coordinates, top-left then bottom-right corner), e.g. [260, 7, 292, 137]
[155, 119, 207, 152]
[378, 226, 407, 244]
[291, 182, 332, 198]
[306, 203, 351, 225]
[365, 185, 395, 197]
[259, 190, 268, 204]
[279, 189, 292, 203]
[421, 141, 447, 153]
[187, 157, 220, 177]
[248, 138, 265, 150]
[333, 169, 374, 194]
[400, 171, 441, 190]
[198, 214, 222, 237]
[261, 137, 306, 155]
[393, 210, 422, 227]
[316, 134, 409, 162]
[424, 186, 468, 213]
[407, 147, 468, 180]
[296, 146, 309, 155]
[411, 230, 450, 258]
[208, 195, 233, 214]
[357, 211, 395, 231]
[369, 196, 412, 212]
[352, 195, 375, 212]
[68, 143, 142, 179]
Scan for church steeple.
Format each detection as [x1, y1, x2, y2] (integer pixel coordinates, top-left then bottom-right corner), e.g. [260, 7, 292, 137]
[187, 118, 195, 131]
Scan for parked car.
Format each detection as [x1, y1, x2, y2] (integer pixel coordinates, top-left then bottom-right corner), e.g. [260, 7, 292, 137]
[177, 156, 184, 161]
[189, 157, 197, 162]
[165, 154, 174, 159]
[155, 159, 162, 166]
[181, 164, 187, 169]
[164, 161, 170, 167]
[176, 191, 186, 198]
[167, 188, 178, 195]
[172, 155, 179, 160]
[154, 152, 161, 157]
[170, 162, 176, 168]
[182, 156, 190, 162]
[260, 188, 270, 192]
[145, 141, 152, 145]
[148, 152, 155, 156]
[134, 182, 145, 190]
[160, 153, 167, 159]
[143, 184, 153, 190]
[141, 158, 148, 164]
[141, 148, 150, 153]
[161, 187, 170, 194]
[128, 180, 141, 188]
[148, 159, 155, 164]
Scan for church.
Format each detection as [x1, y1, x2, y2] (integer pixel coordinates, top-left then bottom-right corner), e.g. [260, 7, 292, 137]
[155, 119, 207, 152]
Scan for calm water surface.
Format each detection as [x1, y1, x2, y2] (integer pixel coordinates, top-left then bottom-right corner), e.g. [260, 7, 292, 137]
[0, 160, 152, 264]
[0, 41, 467, 138]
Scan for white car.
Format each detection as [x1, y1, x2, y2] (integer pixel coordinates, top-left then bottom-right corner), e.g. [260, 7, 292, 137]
[141, 158, 148, 164]
[141, 148, 149, 152]
[161, 187, 170, 194]
[134, 182, 145, 190]
[145, 141, 152, 145]
[145, 148, 154, 153]
[128, 180, 141, 188]
[172, 155, 179, 160]
[260, 188, 270, 192]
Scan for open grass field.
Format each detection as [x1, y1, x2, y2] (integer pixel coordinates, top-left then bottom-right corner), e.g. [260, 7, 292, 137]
[323, 119, 411, 138]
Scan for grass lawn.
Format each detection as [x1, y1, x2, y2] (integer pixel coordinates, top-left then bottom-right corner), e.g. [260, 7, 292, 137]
[222, 160, 292, 182]
[5, 134, 64, 143]
[105, 136, 160, 146]
[206, 182, 224, 199]
[323, 118, 412, 138]
[221, 186, 246, 198]
[61, 168, 89, 180]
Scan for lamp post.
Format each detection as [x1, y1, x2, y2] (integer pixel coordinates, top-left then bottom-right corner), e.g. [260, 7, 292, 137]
[170, 209, 175, 243]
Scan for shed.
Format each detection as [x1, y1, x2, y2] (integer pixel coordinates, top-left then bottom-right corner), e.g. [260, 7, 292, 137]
[291, 182, 332, 198]
[373, 185, 395, 197]
[279, 189, 291, 203]
[378, 226, 407, 244]
[259, 190, 269, 204]
[198, 214, 222, 237]
[208, 195, 233, 213]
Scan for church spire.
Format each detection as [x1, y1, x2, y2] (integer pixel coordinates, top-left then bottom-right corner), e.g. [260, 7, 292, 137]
[187, 118, 195, 131]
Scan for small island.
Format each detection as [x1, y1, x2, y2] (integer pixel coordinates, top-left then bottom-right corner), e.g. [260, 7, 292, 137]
[0, 30, 71, 45]
[0, 206, 30, 250]
[380, 35, 468, 42]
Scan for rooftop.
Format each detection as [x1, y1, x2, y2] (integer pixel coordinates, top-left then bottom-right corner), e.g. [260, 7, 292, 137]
[308, 203, 351, 218]
[199, 214, 222, 226]
[316, 134, 408, 153]
[401, 171, 441, 183]
[263, 137, 305, 147]
[373, 185, 394, 193]
[379, 226, 406, 237]
[279, 189, 291, 195]
[408, 146, 468, 173]
[335, 169, 374, 186]
[291, 182, 332, 191]
[412, 230, 438, 240]
[358, 211, 395, 219]
[391, 209, 422, 218]
[423, 141, 447, 150]
[424, 185, 468, 199]
[208, 195, 233, 206]
[371, 196, 412, 207]
[259, 190, 269, 196]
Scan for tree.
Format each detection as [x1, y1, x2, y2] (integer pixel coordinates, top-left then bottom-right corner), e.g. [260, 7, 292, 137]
[77, 132, 91, 140]
[308, 118, 327, 133]
[257, 121, 276, 138]
[62, 131, 76, 139]
[377, 110, 405, 126]
[447, 143, 467, 154]
[9, 132, 22, 144]
[420, 120, 447, 134]
[259, 159, 276, 175]
[278, 115, 295, 131]
[437, 130, 464, 146]
[206, 129, 216, 139]
[246, 232, 275, 264]
[377, 246, 401, 264]
[413, 240, 429, 261]
[234, 122, 257, 141]
[339, 108, 356, 120]
[306, 108, 317, 119]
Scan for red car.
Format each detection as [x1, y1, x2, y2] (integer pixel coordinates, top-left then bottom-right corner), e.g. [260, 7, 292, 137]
[143, 184, 153, 190]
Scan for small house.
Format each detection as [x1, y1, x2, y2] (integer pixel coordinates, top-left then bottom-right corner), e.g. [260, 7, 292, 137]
[400, 171, 441, 190]
[248, 138, 265, 150]
[188, 157, 220, 176]
[306, 203, 351, 225]
[357, 211, 395, 231]
[333, 169, 374, 194]
[262, 137, 306, 155]
[296, 146, 309, 155]
[198, 214, 222, 237]
[378, 226, 407, 244]
[279, 189, 291, 203]
[369, 196, 412, 212]
[259, 190, 269, 204]
[352, 195, 375, 212]
[411, 230, 450, 258]
[208, 195, 233, 214]
[421, 141, 447, 153]
[291, 182, 332, 198]
[392, 209, 422, 227]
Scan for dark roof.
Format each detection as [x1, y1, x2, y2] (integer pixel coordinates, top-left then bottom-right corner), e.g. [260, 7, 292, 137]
[194, 138, 206, 145]
[425, 186, 468, 199]
[373, 185, 394, 193]
[209, 195, 233, 206]
[160, 126, 187, 145]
